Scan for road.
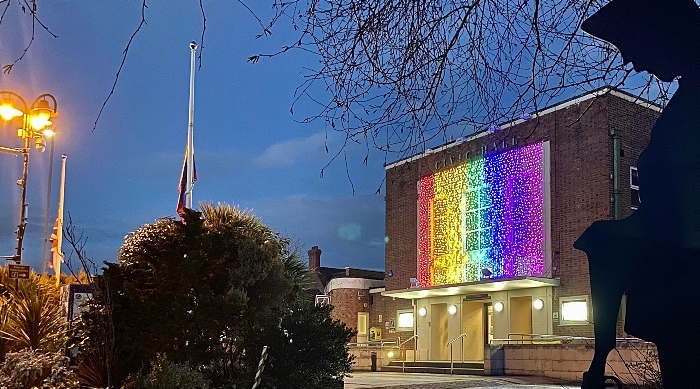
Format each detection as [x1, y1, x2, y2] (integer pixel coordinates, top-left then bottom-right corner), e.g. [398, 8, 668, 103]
[344, 372, 580, 389]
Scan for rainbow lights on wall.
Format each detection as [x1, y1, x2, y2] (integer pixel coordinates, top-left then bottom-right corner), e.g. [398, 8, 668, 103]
[418, 141, 548, 287]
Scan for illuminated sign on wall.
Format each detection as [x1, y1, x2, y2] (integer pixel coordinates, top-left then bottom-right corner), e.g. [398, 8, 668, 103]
[418, 141, 549, 287]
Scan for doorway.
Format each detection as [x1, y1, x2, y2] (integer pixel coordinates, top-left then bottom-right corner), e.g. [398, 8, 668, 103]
[509, 296, 533, 342]
[430, 303, 448, 360]
[461, 301, 484, 361]
[357, 312, 368, 343]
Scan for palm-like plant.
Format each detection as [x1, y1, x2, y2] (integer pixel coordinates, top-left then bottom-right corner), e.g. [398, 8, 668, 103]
[0, 271, 67, 354]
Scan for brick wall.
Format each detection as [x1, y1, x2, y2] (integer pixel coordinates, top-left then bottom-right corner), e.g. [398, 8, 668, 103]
[367, 291, 414, 347]
[385, 162, 420, 292]
[329, 288, 368, 342]
[384, 90, 659, 338]
[485, 341, 659, 385]
[549, 97, 611, 337]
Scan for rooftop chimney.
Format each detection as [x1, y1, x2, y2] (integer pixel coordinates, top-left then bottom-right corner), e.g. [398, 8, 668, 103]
[308, 246, 322, 270]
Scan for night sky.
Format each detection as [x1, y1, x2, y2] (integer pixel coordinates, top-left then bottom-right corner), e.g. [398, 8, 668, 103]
[0, 1, 389, 272]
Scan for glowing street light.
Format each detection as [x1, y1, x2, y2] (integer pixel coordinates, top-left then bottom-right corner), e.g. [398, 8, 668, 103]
[0, 91, 58, 264]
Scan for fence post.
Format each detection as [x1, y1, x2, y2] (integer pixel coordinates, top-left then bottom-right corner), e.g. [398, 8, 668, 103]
[252, 346, 269, 389]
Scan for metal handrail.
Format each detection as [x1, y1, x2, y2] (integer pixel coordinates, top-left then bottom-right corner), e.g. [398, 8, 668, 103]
[491, 333, 648, 345]
[399, 335, 419, 372]
[447, 333, 467, 374]
[347, 340, 398, 348]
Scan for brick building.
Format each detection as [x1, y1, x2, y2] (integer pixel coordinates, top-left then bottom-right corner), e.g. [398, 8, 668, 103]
[307, 246, 384, 343]
[371, 86, 660, 367]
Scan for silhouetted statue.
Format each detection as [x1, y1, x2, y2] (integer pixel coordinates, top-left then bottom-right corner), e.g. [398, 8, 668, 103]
[575, 0, 700, 388]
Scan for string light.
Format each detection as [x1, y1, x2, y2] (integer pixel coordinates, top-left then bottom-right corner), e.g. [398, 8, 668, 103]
[418, 142, 546, 286]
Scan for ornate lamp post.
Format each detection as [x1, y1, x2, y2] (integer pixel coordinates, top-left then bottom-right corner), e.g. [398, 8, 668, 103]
[0, 91, 58, 264]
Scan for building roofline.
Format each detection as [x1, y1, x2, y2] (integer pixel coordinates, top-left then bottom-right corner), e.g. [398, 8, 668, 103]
[384, 86, 662, 170]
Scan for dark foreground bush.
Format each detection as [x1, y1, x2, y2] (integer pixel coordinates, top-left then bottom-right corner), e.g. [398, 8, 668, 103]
[123, 354, 210, 389]
[0, 348, 78, 389]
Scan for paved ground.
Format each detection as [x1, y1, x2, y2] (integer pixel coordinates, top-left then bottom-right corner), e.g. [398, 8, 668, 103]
[344, 372, 580, 389]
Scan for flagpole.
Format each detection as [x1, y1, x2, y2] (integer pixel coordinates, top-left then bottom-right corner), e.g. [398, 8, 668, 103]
[186, 41, 197, 209]
[54, 154, 67, 287]
[41, 135, 55, 274]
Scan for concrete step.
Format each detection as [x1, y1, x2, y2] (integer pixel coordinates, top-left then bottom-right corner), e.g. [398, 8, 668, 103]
[380, 365, 486, 375]
[387, 361, 484, 370]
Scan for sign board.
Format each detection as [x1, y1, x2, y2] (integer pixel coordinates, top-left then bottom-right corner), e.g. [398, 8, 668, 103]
[314, 294, 330, 307]
[61, 284, 94, 322]
[8, 264, 30, 279]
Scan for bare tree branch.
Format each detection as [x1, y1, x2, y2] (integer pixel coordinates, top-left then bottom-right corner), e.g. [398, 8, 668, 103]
[249, 0, 665, 162]
[92, 0, 148, 132]
[2, 0, 57, 74]
[198, 0, 207, 69]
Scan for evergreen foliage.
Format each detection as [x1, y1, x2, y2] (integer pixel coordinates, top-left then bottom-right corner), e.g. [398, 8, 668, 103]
[0, 268, 67, 361]
[248, 304, 354, 389]
[0, 348, 78, 389]
[122, 354, 209, 389]
[76, 202, 354, 388]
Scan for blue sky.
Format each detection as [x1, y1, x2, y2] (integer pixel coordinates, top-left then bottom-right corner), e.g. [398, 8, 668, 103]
[0, 1, 388, 272]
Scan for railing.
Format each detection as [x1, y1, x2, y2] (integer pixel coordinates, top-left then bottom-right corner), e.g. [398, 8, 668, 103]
[447, 333, 467, 374]
[347, 339, 398, 348]
[399, 335, 419, 372]
[491, 333, 649, 345]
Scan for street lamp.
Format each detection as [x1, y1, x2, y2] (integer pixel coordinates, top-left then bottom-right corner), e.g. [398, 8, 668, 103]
[0, 91, 58, 264]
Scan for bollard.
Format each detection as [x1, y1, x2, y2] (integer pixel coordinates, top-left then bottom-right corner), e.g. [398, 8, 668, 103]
[252, 346, 269, 389]
[370, 351, 377, 372]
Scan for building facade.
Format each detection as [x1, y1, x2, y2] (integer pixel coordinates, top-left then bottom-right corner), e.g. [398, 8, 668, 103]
[374, 87, 659, 364]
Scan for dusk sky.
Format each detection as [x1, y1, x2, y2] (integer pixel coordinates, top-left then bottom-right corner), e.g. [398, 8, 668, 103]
[0, 1, 394, 272]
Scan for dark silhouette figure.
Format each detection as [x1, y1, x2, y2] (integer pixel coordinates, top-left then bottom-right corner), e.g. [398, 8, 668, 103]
[576, 0, 700, 388]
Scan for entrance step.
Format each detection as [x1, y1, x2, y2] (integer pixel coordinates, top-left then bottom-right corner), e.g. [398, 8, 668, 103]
[382, 361, 485, 375]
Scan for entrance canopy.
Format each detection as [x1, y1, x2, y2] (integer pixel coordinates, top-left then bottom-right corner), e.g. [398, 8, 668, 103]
[381, 276, 559, 299]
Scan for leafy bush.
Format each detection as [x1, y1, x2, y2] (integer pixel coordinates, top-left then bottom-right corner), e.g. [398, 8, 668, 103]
[0, 348, 78, 389]
[123, 354, 210, 389]
[87, 204, 307, 385]
[0, 268, 67, 359]
[246, 304, 354, 389]
[624, 347, 663, 389]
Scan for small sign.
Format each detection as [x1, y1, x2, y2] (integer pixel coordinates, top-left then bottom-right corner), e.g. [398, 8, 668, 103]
[552, 312, 559, 323]
[8, 264, 30, 279]
[315, 294, 330, 307]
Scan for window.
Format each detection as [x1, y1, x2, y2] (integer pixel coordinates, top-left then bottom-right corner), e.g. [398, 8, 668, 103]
[357, 312, 368, 336]
[630, 166, 640, 209]
[560, 296, 589, 325]
[397, 309, 414, 331]
[462, 185, 492, 253]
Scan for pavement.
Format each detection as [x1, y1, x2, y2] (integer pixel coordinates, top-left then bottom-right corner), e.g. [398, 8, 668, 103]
[344, 372, 580, 389]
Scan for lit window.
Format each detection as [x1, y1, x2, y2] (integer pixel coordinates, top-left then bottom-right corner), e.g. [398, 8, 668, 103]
[630, 166, 640, 209]
[560, 296, 588, 325]
[397, 310, 414, 331]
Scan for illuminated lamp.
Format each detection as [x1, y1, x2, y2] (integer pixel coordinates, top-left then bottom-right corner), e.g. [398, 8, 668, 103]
[448, 305, 457, 315]
[29, 98, 57, 130]
[533, 298, 544, 310]
[418, 307, 427, 317]
[494, 302, 504, 312]
[0, 97, 23, 120]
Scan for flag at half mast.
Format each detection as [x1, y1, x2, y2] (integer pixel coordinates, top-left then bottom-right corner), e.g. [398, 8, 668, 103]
[177, 149, 197, 216]
[177, 41, 198, 218]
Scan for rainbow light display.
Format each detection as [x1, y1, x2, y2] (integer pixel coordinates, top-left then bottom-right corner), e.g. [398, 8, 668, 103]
[418, 142, 547, 287]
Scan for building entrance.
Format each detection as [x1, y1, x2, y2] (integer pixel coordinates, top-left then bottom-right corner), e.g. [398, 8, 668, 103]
[509, 296, 533, 342]
[430, 303, 448, 360]
[460, 301, 485, 361]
